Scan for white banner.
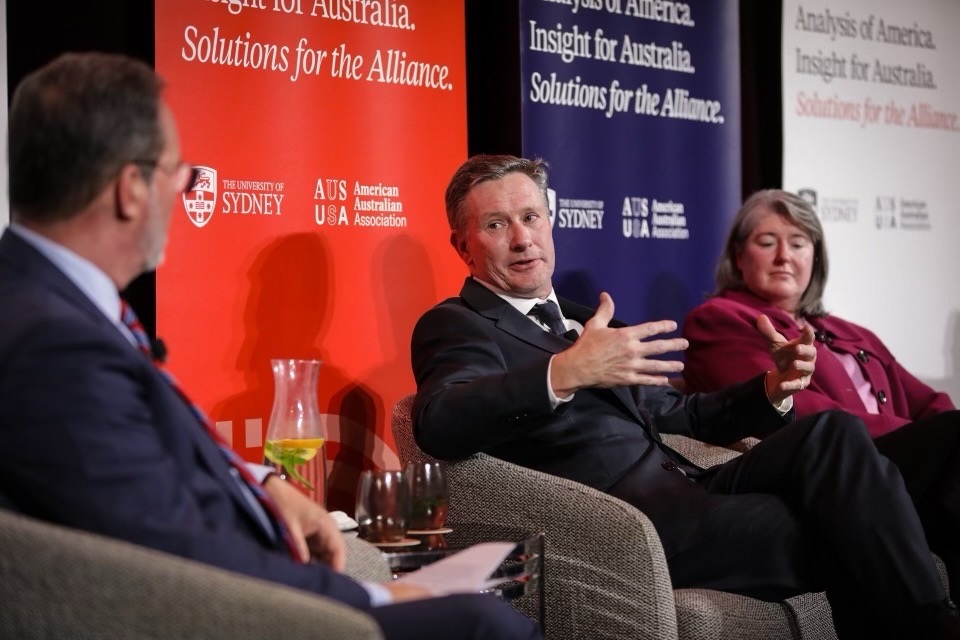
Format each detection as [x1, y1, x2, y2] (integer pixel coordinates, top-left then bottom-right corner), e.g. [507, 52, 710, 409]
[783, 0, 960, 402]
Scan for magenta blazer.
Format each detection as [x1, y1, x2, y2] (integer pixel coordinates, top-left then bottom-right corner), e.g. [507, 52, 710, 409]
[682, 289, 955, 438]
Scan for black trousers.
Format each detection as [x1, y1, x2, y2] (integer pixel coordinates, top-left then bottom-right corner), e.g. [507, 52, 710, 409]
[874, 410, 960, 604]
[623, 410, 958, 639]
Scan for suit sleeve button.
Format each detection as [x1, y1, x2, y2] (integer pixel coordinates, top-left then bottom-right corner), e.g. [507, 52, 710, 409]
[662, 461, 677, 471]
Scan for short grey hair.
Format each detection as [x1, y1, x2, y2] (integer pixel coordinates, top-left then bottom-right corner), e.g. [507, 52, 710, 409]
[715, 189, 829, 317]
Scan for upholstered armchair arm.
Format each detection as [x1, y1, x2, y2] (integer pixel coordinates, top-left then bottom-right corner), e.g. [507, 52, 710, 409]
[443, 453, 679, 640]
[393, 393, 678, 640]
[661, 433, 749, 467]
[0, 509, 383, 640]
[344, 532, 393, 582]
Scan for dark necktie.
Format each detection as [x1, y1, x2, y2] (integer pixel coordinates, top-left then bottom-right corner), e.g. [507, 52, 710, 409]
[530, 300, 567, 336]
[120, 301, 301, 560]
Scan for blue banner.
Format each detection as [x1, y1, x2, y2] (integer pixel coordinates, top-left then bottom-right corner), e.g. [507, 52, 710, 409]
[520, 0, 741, 327]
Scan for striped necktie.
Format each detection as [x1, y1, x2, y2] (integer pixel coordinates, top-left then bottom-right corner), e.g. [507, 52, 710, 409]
[120, 301, 301, 560]
[530, 300, 567, 336]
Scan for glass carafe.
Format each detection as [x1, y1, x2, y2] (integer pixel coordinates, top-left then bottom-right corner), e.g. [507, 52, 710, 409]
[263, 359, 326, 505]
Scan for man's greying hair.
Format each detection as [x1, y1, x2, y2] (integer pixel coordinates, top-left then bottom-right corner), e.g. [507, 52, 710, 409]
[445, 154, 549, 233]
[715, 189, 829, 317]
[9, 52, 165, 223]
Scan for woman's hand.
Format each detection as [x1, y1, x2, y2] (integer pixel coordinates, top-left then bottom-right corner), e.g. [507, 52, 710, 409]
[757, 314, 817, 405]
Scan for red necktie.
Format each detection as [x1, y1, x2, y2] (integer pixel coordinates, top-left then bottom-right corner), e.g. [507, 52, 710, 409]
[120, 301, 301, 560]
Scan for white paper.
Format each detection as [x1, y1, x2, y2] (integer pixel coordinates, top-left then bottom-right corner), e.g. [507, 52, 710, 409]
[393, 542, 517, 595]
[330, 510, 358, 531]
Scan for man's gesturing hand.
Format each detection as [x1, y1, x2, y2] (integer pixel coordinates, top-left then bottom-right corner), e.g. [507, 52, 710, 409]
[550, 292, 687, 398]
[757, 314, 817, 406]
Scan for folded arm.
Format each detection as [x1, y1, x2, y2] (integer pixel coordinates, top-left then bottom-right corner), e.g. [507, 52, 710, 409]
[684, 302, 917, 437]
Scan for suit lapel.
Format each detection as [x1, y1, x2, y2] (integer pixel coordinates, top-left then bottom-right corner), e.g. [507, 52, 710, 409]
[459, 279, 644, 424]
[1, 231, 273, 541]
[460, 279, 572, 354]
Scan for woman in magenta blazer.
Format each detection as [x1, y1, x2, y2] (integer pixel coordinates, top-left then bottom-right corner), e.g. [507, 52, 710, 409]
[682, 189, 955, 438]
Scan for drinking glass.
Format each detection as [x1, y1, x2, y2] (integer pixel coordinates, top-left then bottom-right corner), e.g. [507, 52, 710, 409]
[355, 470, 410, 543]
[406, 462, 449, 532]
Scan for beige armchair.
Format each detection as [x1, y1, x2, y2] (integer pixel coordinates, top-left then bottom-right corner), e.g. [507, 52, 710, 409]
[392, 394, 838, 640]
[0, 508, 390, 640]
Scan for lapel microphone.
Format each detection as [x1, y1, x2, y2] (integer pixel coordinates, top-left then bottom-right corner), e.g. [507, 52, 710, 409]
[151, 337, 168, 363]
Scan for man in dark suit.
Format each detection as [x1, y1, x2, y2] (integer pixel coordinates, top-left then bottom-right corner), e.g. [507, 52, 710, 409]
[411, 154, 960, 639]
[0, 54, 538, 640]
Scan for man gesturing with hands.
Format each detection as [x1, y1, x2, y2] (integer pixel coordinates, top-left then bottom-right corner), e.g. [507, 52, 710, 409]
[411, 154, 959, 639]
[549, 292, 689, 393]
[549, 293, 815, 403]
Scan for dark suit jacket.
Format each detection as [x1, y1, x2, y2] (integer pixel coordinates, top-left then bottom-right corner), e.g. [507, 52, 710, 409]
[683, 289, 955, 438]
[0, 229, 369, 608]
[412, 278, 791, 556]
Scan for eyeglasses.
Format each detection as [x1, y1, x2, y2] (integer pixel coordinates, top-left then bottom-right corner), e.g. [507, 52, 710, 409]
[134, 159, 200, 193]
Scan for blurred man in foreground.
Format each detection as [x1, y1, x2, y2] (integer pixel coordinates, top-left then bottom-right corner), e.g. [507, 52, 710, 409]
[0, 54, 538, 640]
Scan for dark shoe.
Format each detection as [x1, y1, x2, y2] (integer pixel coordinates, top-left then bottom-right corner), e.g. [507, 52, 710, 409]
[914, 600, 960, 639]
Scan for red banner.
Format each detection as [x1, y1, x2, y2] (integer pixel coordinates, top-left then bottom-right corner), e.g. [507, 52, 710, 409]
[155, 0, 467, 512]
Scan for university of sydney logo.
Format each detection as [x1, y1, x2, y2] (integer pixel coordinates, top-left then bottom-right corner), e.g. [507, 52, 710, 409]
[183, 166, 218, 228]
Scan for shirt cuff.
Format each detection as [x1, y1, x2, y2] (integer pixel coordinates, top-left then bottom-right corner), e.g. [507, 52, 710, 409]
[773, 395, 793, 415]
[245, 462, 275, 484]
[763, 371, 794, 415]
[362, 581, 393, 607]
[546, 355, 575, 409]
